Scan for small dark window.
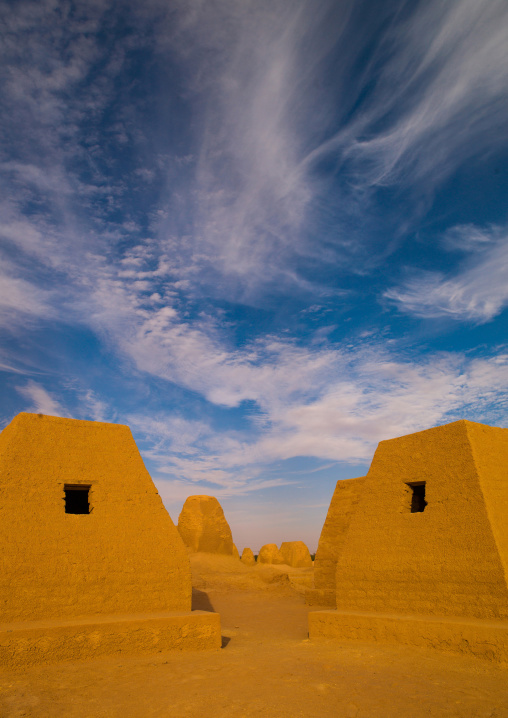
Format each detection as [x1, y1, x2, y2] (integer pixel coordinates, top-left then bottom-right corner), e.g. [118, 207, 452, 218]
[64, 485, 91, 514]
[407, 482, 427, 513]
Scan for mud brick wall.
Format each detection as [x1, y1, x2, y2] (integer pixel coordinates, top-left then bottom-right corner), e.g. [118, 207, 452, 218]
[314, 476, 365, 592]
[334, 421, 508, 620]
[0, 413, 191, 622]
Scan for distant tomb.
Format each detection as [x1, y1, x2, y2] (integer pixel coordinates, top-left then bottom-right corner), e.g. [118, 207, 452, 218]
[280, 541, 313, 568]
[309, 420, 508, 663]
[0, 413, 220, 666]
[177, 495, 235, 555]
[241, 548, 256, 566]
[257, 543, 285, 565]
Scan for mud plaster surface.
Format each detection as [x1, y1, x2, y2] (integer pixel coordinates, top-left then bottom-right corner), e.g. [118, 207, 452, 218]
[1, 555, 507, 718]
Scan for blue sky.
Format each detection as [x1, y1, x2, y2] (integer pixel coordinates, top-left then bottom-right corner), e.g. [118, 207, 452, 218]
[1, 0, 507, 552]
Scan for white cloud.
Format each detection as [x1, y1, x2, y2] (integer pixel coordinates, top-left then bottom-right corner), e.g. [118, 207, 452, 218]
[16, 380, 66, 417]
[3, 0, 506, 317]
[0, 362, 29, 375]
[0, 265, 55, 329]
[142, 0, 358, 292]
[127, 343, 508, 493]
[385, 230, 508, 322]
[75, 241, 508, 494]
[157, 477, 295, 508]
[307, 0, 508, 190]
[129, 0, 508, 297]
[0, 345, 44, 376]
[442, 224, 502, 254]
[0, 0, 506, 510]
[79, 390, 110, 423]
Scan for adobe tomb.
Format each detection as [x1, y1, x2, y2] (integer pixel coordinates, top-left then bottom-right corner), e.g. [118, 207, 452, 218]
[0, 413, 220, 666]
[279, 541, 313, 568]
[309, 420, 508, 662]
[257, 543, 285, 565]
[177, 495, 235, 555]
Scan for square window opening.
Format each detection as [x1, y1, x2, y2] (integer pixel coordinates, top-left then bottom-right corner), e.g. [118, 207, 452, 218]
[64, 485, 91, 514]
[407, 482, 427, 513]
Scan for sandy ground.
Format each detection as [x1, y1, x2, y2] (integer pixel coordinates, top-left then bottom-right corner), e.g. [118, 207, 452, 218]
[1, 555, 507, 718]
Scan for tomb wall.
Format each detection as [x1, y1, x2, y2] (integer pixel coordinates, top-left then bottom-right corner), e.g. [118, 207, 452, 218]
[0, 413, 191, 622]
[468, 422, 508, 581]
[313, 477, 365, 591]
[334, 421, 508, 620]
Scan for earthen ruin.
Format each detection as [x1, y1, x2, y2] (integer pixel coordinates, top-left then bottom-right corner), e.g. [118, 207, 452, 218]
[0, 413, 221, 667]
[177, 495, 235, 555]
[309, 420, 508, 663]
[240, 547, 256, 565]
[279, 541, 313, 568]
[257, 543, 285, 565]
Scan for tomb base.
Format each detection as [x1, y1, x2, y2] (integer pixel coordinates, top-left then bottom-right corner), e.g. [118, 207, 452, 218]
[0, 610, 221, 668]
[309, 609, 508, 664]
[305, 588, 336, 607]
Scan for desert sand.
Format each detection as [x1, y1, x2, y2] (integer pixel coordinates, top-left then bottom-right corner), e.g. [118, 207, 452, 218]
[1, 554, 507, 718]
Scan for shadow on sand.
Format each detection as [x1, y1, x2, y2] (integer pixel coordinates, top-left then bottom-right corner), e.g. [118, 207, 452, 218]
[191, 587, 215, 612]
[191, 588, 231, 648]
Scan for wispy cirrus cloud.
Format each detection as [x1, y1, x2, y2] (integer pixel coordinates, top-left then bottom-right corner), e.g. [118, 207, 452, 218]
[78, 390, 111, 424]
[12, 376, 114, 426]
[147, 0, 347, 292]
[0, 0, 506, 514]
[132, 0, 508, 296]
[441, 223, 503, 254]
[0, 264, 55, 330]
[309, 0, 508, 191]
[385, 225, 508, 322]
[2, 0, 507, 311]
[16, 380, 65, 416]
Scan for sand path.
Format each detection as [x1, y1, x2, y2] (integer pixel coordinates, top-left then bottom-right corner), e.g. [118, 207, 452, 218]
[0, 559, 507, 717]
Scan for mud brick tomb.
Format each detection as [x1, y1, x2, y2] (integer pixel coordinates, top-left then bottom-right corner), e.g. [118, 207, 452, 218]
[309, 420, 508, 662]
[0, 413, 221, 667]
